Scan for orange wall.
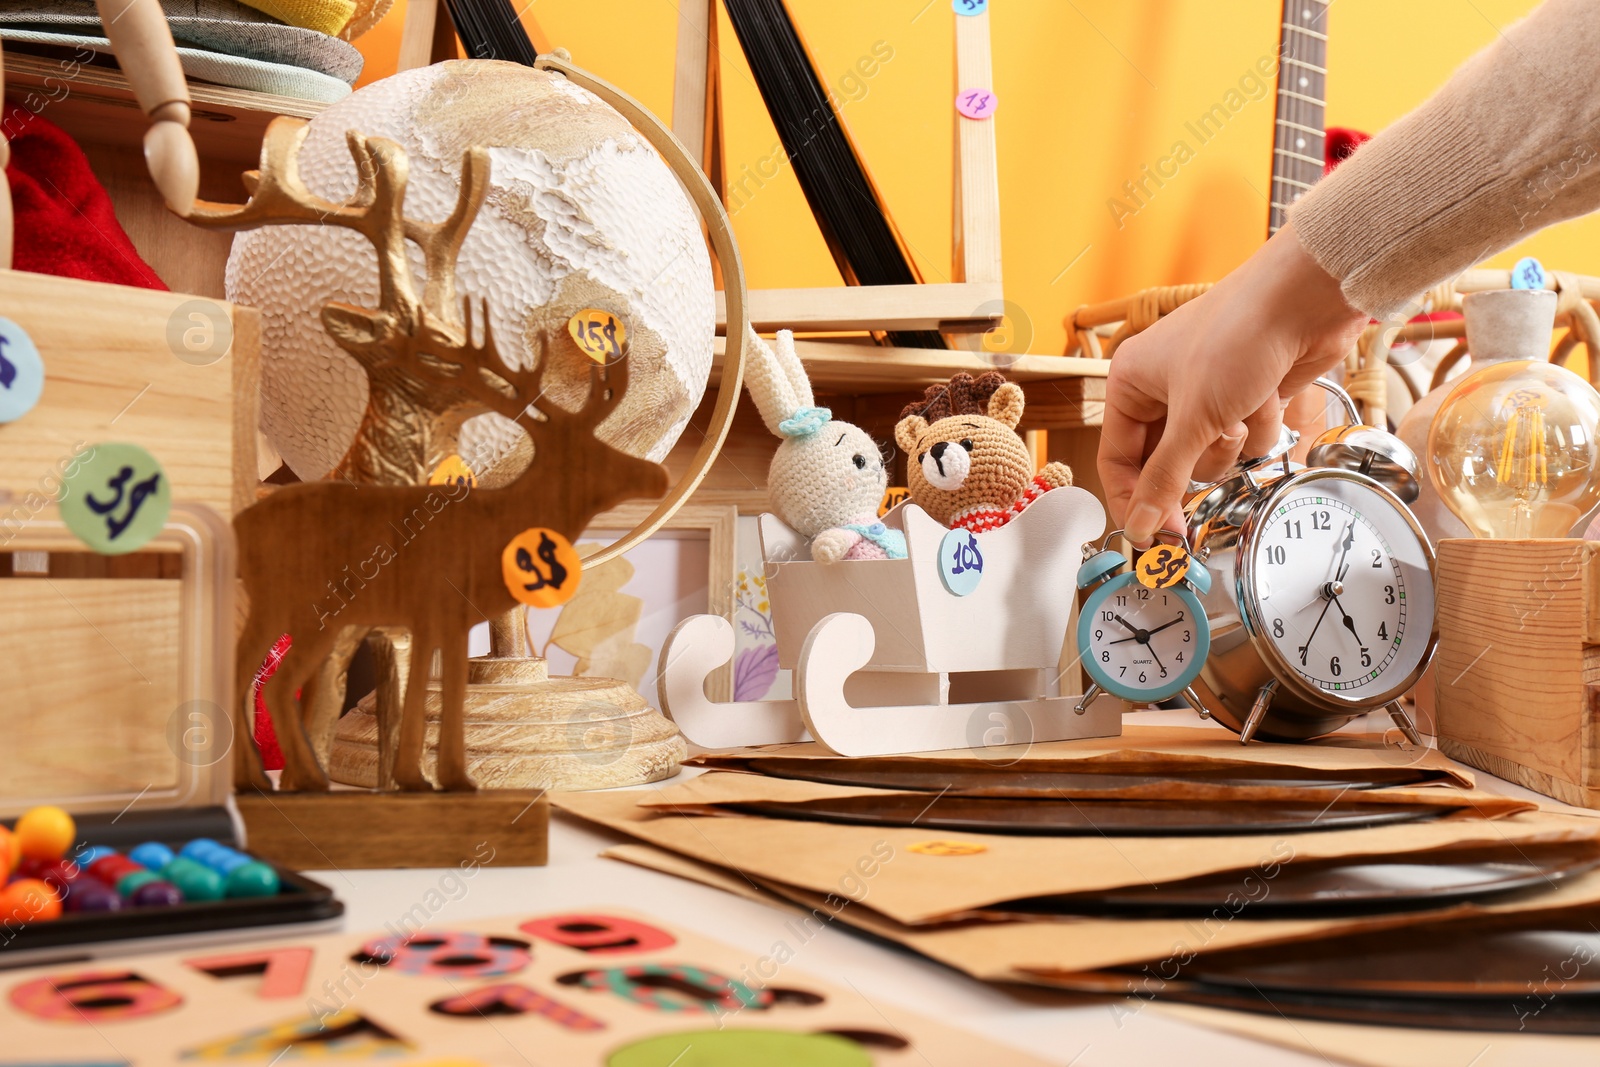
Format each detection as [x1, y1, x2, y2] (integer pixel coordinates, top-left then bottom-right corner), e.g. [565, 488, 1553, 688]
[355, 1, 1584, 354]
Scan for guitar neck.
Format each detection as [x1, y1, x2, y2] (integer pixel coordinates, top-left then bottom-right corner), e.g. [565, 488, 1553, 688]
[1268, 0, 1328, 237]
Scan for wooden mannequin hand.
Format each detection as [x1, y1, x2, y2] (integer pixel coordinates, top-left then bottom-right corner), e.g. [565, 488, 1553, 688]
[1099, 221, 1367, 545]
[145, 108, 199, 216]
[95, 0, 198, 215]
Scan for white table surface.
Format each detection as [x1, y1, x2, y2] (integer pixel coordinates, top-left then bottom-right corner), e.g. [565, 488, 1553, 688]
[303, 710, 1600, 1067]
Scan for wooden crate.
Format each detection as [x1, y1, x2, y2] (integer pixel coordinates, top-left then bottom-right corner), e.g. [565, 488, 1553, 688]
[1435, 538, 1600, 807]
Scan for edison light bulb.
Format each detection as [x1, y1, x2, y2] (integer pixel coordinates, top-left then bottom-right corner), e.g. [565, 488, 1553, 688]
[1427, 360, 1600, 538]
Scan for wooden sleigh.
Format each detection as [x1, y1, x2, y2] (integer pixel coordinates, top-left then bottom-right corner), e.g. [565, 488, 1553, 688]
[659, 487, 1123, 756]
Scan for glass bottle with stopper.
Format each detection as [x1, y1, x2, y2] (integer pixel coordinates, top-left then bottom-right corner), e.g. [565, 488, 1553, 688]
[1427, 358, 1600, 538]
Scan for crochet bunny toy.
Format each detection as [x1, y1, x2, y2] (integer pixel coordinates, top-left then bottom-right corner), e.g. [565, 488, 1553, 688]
[895, 371, 1073, 533]
[747, 328, 905, 563]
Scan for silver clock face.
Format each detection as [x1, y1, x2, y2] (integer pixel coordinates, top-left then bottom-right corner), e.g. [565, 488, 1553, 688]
[1248, 476, 1435, 701]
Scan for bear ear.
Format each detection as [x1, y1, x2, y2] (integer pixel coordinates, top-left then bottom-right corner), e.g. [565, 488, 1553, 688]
[987, 382, 1025, 429]
[895, 416, 928, 456]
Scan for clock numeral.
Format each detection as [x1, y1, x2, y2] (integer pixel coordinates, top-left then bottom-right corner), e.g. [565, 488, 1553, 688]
[1272, 617, 1284, 638]
[1101, 651, 1110, 662]
[1176, 651, 1185, 663]
[1378, 622, 1388, 640]
[1101, 610, 1115, 622]
[1138, 671, 1147, 683]
[1384, 585, 1396, 605]
[1371, 548, 1383, 568]
[1285, 520, 1302, 539]
[1158, 666, 1168, 679]
[1115, 595, 1127, 606]
[1183, 630, 1191, 642]
[1094, 629, 1103, 640]
[1360, 647, 1372, 667]
[1266, 546, 1287, 565]
[1136, 587, 1151, 601]
[1297, 645, 1308, 666]
[1312, 509, 1331, 530]
[1119, 666, 1127, 676]
[1330, 655, 1341, 677]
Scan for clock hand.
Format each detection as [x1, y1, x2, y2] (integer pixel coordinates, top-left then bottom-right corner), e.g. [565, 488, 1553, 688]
[1111, 613, 1140, 636]
[1297, 595, 1335, 667]
[1110, 612, 1187, 644]
[1146, 641, 1167, 676]
[1334, 521, 1356, 583]
[1142, 615, 1187, 638]
[1331, 593, 1362, 644]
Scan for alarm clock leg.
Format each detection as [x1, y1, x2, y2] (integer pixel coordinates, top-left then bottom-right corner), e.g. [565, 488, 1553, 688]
[1239, 680, 1278, 744]
[1073, 684, 1103, 715]
[1181, 686, 1210, 720]
[1385, 699, 1423, 747]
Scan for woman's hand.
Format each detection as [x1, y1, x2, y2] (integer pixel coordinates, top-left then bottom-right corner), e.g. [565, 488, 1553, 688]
[1098, 222, 1369, 545]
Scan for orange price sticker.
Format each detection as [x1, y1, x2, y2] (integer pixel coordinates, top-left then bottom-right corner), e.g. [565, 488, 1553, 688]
[907, 840, 987, 857]
[429, 454, 476, 488]
[567, 309, 627, 364]
[878, 486, 909, 517]
[1135, 544, 1191, 590]
[501, 527, 583, 608]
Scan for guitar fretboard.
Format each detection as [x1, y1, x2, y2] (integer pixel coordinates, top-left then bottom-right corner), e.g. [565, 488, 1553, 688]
[1268, 0, 1329, 236]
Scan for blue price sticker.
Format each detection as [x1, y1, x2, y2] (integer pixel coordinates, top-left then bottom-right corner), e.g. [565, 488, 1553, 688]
[0, 317, 44, 423]
[953, 0, 988, 14]
[937, 527, 985, 596]
[59, 442, 171, 555]
[1511, 257, 1547, 291]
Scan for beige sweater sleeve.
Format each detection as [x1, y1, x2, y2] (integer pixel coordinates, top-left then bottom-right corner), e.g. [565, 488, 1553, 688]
[1290, 0, 1600, 319]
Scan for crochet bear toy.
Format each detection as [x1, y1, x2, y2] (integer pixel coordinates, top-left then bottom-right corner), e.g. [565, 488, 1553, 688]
[894, 372, 1072, 533]
[746, 328, 906, 563]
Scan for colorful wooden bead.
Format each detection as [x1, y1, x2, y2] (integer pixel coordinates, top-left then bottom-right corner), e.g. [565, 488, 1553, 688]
[130, 880, 184, 907]
[224, 862, 279, 899]
[64, 877, 121, 914]
[0, 825, 14, 873]
[14, 806, 75, 861]
[129, 842, 175, 871]
[163, 857, 224, 902]
[0, 878, 62, 922]
[116, 870, 161, 898]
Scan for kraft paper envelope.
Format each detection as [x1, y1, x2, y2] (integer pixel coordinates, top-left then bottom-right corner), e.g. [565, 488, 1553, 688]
[601, 839, 1600, 995]
[689, 723, 1476, 787]
[640, 769, 1537, 818]
[556, 791, 1598, 926]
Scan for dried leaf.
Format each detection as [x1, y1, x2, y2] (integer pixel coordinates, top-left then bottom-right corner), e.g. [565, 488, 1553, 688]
[578, 630, 653, 688]
[549, 544, 641, 659]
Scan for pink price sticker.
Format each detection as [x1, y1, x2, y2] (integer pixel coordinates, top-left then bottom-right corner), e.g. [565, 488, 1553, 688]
[956, 88, 997, 120]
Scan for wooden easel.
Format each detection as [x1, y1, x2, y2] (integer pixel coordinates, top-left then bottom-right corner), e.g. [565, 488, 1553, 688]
[671, 0, 1004, 337]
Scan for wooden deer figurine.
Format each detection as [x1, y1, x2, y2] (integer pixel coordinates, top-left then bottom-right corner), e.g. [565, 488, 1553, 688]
[235, 306, 667, 791]
[190, 117, 670, 792]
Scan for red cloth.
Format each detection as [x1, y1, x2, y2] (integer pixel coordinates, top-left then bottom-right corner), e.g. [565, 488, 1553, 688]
[3, 103, 166, 290]
[1324, 127, 1370, 176]
[252, 634, 294, 771]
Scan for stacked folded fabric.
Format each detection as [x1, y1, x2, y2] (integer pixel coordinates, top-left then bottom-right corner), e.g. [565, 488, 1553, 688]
[0, 0, 385, 103]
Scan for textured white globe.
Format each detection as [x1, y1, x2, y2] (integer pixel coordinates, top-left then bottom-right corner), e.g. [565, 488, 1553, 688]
[226, 60, 715, 479]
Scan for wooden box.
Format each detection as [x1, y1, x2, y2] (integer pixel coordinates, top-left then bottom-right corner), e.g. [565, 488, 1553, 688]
[1435, 537, 1600, 807]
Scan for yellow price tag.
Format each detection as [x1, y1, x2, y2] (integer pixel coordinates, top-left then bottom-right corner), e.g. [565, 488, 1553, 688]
[1135, 544, 1191, 590]
[567, 309, 627, 364]
[878, 486, 909, 518]
[502, 527, 583, 608]
[907, 840, 987, 857]
[428, 454, 476, 488]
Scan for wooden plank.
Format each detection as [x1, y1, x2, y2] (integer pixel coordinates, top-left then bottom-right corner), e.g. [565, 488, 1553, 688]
[716, 281, 1004, 334]
[1435, 537, 1600, 806]
[670, 0, 716, 166]
[0, 271, 245, 520]
[952, 9, 1002, 285]
[4, 54, 322, 168]
[711, 335, 1108, 394]
[397, 0, 441, 71]
[0, 578, 183, 814]
[234, 789, 549, 869]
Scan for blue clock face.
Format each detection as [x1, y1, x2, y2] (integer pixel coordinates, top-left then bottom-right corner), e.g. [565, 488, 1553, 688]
[1079, 573, 1210, 702]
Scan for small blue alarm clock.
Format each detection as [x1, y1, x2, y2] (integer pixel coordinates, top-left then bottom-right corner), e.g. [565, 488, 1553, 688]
[1075, 529, 1212, 714]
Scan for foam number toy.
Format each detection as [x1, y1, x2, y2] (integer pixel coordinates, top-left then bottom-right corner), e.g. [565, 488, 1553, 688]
[0, 317, 43, 423]
[58, 442, 171, 554]
[1076, 529, 1211, 715]
[558, 963, 769, 1014]
[520, 914, 676, 955]
[354, 932, 531, 978]
[10, 970, 182, 1022]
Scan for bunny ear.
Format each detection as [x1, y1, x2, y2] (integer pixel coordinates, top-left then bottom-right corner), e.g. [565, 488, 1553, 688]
[743, 326, 800, 437]
[772, 330, 815, 410]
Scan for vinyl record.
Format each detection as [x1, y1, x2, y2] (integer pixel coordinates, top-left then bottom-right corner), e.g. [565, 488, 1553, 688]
[996, 843, 1600, 917]
[727, 794, 1438, 837]
[1146, 914, 1600, 1033]
[743, 758, 1438, 795]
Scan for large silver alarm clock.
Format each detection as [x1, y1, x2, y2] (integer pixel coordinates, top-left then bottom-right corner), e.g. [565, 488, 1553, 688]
[1185, 379, 1436, 745]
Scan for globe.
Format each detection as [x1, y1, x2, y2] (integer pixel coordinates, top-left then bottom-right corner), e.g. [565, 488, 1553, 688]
[226, 60, 716, 479]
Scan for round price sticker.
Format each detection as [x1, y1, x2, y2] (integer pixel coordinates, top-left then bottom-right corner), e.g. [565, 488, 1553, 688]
[956, 88, 997, 120]
[429, 454, 476, 488]
[937, 527, 985, 596]
[953, 0, 987, 13]
[567, 309, 627, 364]
[1135, 544, 1191, 589]
[502, 527, 583, 608]
[0, 317, 45, 423]
[59, 442, 171, 554]
[1511, 256, 1548, 291]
